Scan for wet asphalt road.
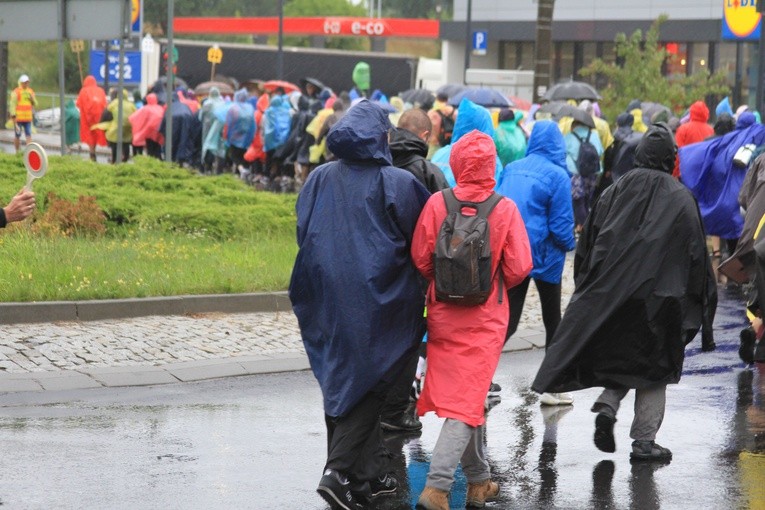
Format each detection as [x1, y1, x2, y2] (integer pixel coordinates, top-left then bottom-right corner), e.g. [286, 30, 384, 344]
[0, 285, 763, 510]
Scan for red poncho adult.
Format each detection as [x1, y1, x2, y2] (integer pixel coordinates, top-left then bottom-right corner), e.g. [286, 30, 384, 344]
[673, 100, 713, 178]
[76, 75, 107, 147]
[129, 93, 165, 147]
[412, 130, 532, 427]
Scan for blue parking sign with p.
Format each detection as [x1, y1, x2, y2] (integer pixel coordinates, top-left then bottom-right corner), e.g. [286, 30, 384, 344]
[473, 31, 487, 56]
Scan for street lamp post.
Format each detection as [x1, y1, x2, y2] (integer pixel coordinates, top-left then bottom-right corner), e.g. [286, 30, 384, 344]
[463, 0, 472, 85]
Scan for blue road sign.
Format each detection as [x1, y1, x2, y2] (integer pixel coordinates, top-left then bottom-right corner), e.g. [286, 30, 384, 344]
[472, 30, 487, 56]
[89, 50, 141, 85]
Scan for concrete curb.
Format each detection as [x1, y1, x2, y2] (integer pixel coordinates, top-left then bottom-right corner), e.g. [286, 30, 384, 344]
[0, 292, 292, 324]
[0, 330, 543, 395]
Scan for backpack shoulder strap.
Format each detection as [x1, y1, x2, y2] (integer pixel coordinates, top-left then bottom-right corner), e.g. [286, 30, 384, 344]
[572, 131, 583, 143]
[585, 129, 592, 143]
[442, 188, 460, 214]
[475, 192, 503, 219]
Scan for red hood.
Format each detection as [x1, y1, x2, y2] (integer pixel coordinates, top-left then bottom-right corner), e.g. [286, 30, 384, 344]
[449, 130, 497, 193]
[145, 93, 158, 106]
[689, 100, 709, 123]
[83, 75, 97, 88]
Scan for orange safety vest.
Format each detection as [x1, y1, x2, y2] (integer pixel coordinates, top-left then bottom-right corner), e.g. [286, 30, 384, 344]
[13, 87, 35, 123]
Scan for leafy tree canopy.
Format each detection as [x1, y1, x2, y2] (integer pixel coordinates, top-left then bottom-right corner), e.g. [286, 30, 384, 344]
[580, 15, 731, 123]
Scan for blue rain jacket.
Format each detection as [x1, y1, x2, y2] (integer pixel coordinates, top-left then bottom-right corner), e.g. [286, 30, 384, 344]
[263, 95, 292, 152]
[680, 119, 765, 239]
[432, 99, 503, 187]
[225, 90, 256, 150]
[289, 100, 430, 417]
[497, 120, 576, 283]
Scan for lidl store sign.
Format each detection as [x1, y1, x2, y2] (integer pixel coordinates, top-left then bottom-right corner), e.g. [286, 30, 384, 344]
[723, 0, 761, 40]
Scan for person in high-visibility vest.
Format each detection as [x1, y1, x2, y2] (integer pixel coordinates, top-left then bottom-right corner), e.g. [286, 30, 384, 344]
[8, 74, 38, 153]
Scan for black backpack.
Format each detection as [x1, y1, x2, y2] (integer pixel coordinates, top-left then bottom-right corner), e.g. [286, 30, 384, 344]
[437, 109, 456, 147]
[433, 189, 503, 306]
[573, 130, 601, 177]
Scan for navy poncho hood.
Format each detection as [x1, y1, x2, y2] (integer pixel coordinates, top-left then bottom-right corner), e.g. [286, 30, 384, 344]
[327, 99, 393, 165]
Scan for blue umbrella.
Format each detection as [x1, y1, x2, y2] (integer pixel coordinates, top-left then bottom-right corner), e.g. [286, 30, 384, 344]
[436, 83, 467, 99]
[448, 88, 512, 108]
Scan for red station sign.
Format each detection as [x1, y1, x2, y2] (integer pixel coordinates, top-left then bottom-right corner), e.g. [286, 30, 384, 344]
[174, 17, 440, 39]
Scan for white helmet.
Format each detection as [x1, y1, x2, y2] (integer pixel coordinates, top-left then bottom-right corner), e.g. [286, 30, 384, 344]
[19, 74, 29, 84]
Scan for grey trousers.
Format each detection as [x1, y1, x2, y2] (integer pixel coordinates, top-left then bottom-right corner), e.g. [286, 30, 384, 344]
[426, 418, 491, 492]
[593, 384, 667, 441]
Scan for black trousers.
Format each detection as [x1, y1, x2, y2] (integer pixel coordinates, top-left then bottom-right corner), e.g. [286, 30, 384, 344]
[505, 277, 562, 349]
[325, 390, 389, 484]
[146, 139, 163, 160]
[380, 349, 419, 420]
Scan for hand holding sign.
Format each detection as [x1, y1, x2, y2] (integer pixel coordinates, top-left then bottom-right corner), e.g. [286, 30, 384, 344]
[23, 143, 48, 191]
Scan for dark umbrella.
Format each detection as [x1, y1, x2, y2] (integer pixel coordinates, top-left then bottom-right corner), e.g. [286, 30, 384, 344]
[641, 101, 672, 123]
[448, 88, 512, 108]
[149, 76, 189, 105]
[436, 83, 467, 99]
[543, 81, 601, 101]
[193, 80, 235, 98]
[399, 88, 435, 109]
[537, 101, 571, 118]
[300, 77, 326, 91]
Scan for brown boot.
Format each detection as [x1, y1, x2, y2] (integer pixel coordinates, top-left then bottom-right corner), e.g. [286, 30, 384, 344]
[416, 486, 449, 510]
[466, 479, 500, 508]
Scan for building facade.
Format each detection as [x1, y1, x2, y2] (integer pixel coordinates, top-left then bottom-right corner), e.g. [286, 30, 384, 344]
[441, 0, 757, 106]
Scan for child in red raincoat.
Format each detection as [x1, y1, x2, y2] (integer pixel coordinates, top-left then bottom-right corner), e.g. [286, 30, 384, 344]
[411, 129, 532, 510]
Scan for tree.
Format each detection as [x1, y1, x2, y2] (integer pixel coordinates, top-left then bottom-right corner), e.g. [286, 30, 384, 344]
[580, 16, 730, 123]
[283, 0, 368, 50]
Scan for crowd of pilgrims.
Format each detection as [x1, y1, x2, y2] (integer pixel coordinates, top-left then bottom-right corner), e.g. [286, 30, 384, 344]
[75, 69, 765, 273]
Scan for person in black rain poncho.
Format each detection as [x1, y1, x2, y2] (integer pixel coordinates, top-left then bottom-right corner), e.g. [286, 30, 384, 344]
[532, 123, 717, 463]
[289, 100, 430, 509]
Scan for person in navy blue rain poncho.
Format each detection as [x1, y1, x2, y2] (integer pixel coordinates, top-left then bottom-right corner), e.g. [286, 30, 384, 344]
[289, 100, 430, 510]
[496, 120, 576, 407]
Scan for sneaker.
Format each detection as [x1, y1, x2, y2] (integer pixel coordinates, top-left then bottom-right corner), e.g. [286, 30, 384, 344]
[369, 473, 398, 497]
[484, 395, 502, 413]
[593, 412, 617, 453]
[317, 469, 364, 510]
[488, 381, 502, 397]
[629, 440, 672, 462]
[539, 392, 574, 406]
[380, 412, 422, 433]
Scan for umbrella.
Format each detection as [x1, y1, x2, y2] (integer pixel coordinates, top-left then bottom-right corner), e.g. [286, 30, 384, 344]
[300, 77, 326, 91]
[399, 88, 435, 109]
[543, 81, 601, 101]
[436, 83, 467, 99]
[149, 76, 189, 105]
[194, 81, 235, 97]
[242, 79, 265, 92]
[263, 80, 300, 94]
[538, 102, 595, 128]
[448, 88, 511, 108]
[508, 96, 532, 111]
[641, 101, 672, 123]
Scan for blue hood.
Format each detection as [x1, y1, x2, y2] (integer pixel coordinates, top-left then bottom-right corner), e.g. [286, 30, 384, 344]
[327, 100, 393, 165]
[526, 120, 567, 170]
[737, 112, 756, 129]
[452, 98, 495, 143]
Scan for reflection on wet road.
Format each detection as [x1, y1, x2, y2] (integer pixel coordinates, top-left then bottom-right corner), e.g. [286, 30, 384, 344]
[0, 285, 762, 509]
